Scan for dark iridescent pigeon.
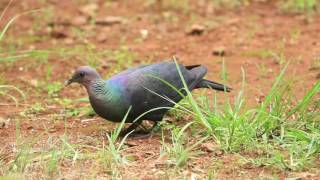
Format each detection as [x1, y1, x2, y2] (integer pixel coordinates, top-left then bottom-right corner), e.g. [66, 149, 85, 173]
[66, 61, 231, 134]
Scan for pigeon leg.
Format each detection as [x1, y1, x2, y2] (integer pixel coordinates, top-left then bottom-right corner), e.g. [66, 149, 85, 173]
[120, 119, 143, 135]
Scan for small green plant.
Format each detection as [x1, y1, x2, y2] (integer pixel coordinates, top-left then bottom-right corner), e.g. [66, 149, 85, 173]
[289, 27, 301, 44]
[41, 135, 81, 177]
[160, 122, 207, 167]
[30, 102, 45, 113]
[61, 97, 96, 118]
[44, 81, 62, 96]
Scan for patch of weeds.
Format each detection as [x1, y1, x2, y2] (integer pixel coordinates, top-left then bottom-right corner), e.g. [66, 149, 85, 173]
[169, 57, 320, 170]
[2, 111, 83, 178]
[105, 46, 137, 76]
[66, 106, 95, 117]
[6, 123, 44, 175]
[94, 108, 132, 177]
[160, 122, 207, 168]
[0, 2, 40, 105]
[44, 81, 62, 97]
[270, 50, 287, 65]
[40, 135, 82, 177]
[51, 97, 73, 107]
[209, 71, 318, 170]
[255, 62, 270, 78]
[19, 102, 44, 117]
[8, 145, 35, 173]
[30, 102, 45, 113]
[8, 135, 82, 178]
[58, 97, 95, 117]
[281, 0, 318, 12]
[309, 56, 320, 70]
[0, 6, 45, 64]
[0, 85, 26, 106]
[289, 27, 301, 44]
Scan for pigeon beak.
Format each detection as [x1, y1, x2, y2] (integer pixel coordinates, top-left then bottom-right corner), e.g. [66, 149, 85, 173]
[65, 78, 73, 86]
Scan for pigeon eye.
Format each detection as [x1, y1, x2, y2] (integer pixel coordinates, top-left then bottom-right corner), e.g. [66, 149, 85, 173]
[79, 72, 85, 77]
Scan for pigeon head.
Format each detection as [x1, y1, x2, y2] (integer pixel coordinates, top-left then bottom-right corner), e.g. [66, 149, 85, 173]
[66, 66, 101, 86]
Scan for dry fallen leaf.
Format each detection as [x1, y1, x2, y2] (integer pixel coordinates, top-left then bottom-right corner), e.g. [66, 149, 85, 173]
[96, 16, 124, 26]
[186, 24, 205, 35]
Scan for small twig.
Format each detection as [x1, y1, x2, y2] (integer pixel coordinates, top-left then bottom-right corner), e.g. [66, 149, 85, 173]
[81, 118, 98, 123]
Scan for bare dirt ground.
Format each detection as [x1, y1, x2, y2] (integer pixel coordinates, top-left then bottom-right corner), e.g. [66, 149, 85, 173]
[1, 0, 319, 179]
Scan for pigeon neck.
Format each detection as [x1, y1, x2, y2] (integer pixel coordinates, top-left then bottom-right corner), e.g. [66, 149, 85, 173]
[86, 79, 107, 95]
[87, 79, 122, 106]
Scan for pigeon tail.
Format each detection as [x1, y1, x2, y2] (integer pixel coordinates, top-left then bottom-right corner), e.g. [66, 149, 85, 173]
[196, 79, 232, 92]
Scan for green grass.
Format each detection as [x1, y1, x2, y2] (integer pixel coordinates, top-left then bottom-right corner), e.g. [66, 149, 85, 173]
[1, 107, 133, 179]
[160, 122, 207, 168]
[1, 0, 320, 178]
[282, 0, 319, 12]
[93, 107, 133, 178]
[139, 58, 318, 171]
[1, 51, 319, 178]
[172, 58, 320, 170]
[0, 1, 45, 106]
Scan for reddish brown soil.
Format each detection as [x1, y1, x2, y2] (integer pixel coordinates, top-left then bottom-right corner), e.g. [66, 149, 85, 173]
[0, 0, 319, 179]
